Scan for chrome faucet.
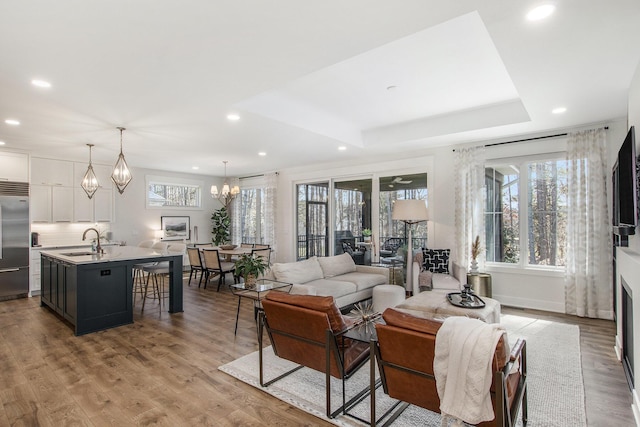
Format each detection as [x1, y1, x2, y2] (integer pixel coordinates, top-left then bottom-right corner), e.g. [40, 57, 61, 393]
[82, 228, 103, 254]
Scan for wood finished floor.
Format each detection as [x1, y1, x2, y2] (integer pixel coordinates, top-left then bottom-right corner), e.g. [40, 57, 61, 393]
[0, 278, 635, 426]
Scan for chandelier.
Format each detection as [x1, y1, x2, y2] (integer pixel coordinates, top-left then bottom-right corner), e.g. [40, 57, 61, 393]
[111, 127, 132, 194]
[211, 160, 239, 206]
[81, 143, 99, 199]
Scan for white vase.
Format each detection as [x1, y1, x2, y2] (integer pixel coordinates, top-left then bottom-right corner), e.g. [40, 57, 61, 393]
[470, 259, 479, 275]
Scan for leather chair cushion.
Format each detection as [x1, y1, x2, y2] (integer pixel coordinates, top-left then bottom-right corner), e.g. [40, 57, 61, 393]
[265, 292, 347, 333]
[383, 308, 442, 335]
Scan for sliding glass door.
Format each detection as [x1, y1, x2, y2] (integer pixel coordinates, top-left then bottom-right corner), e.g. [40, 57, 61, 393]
[334, 178, 372, 263]
[379, 173, 428, 264]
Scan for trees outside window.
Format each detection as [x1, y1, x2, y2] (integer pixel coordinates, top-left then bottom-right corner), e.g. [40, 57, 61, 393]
[485, 158, 568, 267]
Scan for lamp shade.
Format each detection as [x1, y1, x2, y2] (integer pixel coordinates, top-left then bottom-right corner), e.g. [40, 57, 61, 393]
[392, 199, 428, 223]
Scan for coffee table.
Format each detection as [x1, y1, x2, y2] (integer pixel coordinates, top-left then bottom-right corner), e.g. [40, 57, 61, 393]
[230, 279, 292, 335]
[394, 290, 501, 323]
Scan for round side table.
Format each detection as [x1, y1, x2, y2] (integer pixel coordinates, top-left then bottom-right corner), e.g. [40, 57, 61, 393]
[466, 272, 492, 298]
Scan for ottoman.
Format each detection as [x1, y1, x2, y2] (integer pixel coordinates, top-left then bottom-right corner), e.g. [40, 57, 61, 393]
[372, 284, 406, 313]
[395, 290, 501, 323]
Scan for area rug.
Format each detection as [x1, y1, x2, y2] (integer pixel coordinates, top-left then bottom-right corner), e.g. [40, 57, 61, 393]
[219, 314, 587, 426]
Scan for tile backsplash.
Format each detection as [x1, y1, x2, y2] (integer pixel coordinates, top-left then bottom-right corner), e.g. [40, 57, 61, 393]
[31, 223, 113, 248]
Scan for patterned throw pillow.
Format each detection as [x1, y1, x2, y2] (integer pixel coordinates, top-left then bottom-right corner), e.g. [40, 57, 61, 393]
[422, 248, 450, 274]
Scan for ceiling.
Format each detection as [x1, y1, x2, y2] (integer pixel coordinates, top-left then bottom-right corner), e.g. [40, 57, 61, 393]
[1, 1, 639, 178]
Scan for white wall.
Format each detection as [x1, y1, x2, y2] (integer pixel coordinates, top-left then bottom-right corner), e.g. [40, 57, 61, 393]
[108, 166, 226, 246]
[626, 59, 640, 254]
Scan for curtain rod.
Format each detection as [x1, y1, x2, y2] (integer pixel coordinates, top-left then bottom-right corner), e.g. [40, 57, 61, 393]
[452, 126, 608, 152]
[239, 171, 279, 180]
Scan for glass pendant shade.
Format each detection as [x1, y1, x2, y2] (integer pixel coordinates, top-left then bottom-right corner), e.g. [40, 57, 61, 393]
[81, 143, 99, 199]
[111, 127, 132, 194]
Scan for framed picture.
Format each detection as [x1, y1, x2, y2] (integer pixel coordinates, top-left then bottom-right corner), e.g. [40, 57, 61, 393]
[161, 216, 190, 241]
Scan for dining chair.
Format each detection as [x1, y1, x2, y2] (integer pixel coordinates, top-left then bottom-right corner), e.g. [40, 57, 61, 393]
[240, 243, 254, 249]
[254, 244, 270, 250]
[187, 247, 206, 287]
[201, 248, 236, 291]
[251, 247, 271, 265]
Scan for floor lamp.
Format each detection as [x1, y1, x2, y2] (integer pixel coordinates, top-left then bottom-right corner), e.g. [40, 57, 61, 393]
[392, 200, 429, 293]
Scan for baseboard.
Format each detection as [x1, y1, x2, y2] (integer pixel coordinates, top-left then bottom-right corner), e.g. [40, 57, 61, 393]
[494, 293, 565, 313]
[632, 388, 640, 426]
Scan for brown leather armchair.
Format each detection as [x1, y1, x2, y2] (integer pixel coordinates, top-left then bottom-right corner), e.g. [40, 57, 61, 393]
[372, 309, 527, 427]
[259, 292, 370, 419]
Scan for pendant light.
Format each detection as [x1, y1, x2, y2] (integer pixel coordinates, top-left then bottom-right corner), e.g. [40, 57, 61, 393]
[111, 127, 132, 194]
[211, 160, 240, 206]
[81, 143, 99, 199]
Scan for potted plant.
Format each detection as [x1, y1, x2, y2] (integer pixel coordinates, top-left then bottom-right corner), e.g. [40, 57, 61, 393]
[362, 228, 372, 242]
[234, 253, 269, 286]
[211, 207, 230, 246]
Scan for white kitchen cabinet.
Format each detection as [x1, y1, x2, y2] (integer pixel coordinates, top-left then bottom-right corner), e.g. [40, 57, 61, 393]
[94, 188, 113, 222]
[0, 152, 28, 182]
[73, 187, 113, 222]
[52, 187, 73, 222]
[73, 162, 113, 190]
[31, 185, 52, 222]
[30, 249, 41, 295]
[73, 188, 94, 222]
[31, 158, 73, 186]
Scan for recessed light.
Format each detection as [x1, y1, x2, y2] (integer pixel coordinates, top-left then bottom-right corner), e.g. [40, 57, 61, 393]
[5, 119, 20, 125]
[258, 152, 266, 156]
[31, 79, 51, 88]
[338, 146, 347, 151]
[192, 166, 199, 170]
[0, 141, 5, 146]
[552, 107, 567, 114]
[526, 4, 556, 21]
[227, 114, 240, 121]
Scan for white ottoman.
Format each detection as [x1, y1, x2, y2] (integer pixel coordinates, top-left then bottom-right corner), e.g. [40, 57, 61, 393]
[372, 285, 406, 313]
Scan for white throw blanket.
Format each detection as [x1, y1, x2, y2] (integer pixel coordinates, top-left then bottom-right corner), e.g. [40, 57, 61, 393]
[434, 316, 508, 426]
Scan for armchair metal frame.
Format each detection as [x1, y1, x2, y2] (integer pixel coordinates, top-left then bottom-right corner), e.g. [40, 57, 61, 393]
[258, 308, 370, 419]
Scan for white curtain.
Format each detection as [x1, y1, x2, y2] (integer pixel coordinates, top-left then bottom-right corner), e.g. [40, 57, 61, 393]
[454, 147, 486, 274]
[565, 128, 612, 319]
[230, 177, 241, 245]
[264, 173, 278, 260]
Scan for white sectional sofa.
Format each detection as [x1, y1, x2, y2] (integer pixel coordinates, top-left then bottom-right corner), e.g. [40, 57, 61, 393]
[264, 253, 388, 308]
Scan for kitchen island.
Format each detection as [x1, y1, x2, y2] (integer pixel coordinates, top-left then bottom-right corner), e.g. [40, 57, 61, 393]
[40, 246, 183, 336]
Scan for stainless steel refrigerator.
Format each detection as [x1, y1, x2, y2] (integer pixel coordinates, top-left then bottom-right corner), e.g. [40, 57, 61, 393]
[0, 181, 29, 300]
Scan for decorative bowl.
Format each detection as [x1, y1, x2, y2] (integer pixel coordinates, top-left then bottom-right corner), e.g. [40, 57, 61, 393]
[220, 244, 237, 250]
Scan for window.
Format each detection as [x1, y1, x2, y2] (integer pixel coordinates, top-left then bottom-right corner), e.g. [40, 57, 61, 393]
[239, 187, 265, 244]
[485, 157, 568, 267]
[296, 182, 329, 260]
[146, 175, 202, 208]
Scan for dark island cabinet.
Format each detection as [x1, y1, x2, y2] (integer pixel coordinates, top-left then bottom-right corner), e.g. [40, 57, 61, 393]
[41, 255, 133, 335]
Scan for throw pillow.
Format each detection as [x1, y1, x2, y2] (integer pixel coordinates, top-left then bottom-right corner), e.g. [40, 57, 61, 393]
[317, 252, 356, 277]
[422, 248, 450, 274]
[272, 256, 324, 284]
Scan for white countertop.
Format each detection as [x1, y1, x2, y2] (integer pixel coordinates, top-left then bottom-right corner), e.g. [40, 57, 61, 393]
[40, 246, 180, 265]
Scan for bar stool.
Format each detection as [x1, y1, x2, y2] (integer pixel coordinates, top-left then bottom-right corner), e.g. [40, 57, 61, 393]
[132, 240, 164, 305]
[141, 243, 185, 311]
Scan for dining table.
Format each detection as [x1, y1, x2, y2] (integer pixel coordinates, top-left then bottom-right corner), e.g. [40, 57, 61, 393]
[213, 246, 253, 261]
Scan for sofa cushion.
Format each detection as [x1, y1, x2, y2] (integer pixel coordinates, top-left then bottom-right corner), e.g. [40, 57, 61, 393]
[422, 248, 450, 274]
[264, 292, 347, 333]
[272, 256, 324, 284]
[332, 272, 387, 291]
[304, 278, 357, 299]
[317, 253, 356, 278]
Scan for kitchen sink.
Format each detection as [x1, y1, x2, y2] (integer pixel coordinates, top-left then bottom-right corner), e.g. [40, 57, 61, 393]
[60, 251, 96, 257]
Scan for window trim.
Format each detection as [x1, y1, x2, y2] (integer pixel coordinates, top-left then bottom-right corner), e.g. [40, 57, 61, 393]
[145, 174, 204, 210]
